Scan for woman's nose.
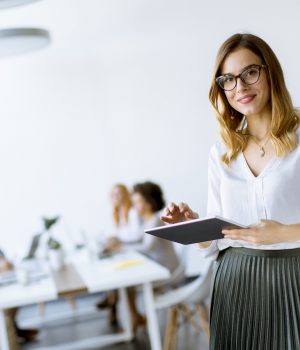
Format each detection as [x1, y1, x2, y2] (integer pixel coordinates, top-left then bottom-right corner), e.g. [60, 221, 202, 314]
[236, 77, 248, 92]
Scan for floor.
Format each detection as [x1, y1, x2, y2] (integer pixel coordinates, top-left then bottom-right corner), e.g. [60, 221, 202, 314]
[18, 292, 209, 350]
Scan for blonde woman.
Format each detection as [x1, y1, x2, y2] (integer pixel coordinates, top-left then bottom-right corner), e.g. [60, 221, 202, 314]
[162, 33, 300, 349]
[104, 183, 142, 251]
[105, 182, 182, 333]
[97, 184, 142, 325]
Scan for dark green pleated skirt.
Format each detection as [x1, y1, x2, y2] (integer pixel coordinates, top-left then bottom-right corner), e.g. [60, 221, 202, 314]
[210, 247, 300, 350]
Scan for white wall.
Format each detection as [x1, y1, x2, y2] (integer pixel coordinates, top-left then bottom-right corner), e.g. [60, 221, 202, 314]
[0, 0, 300, 257]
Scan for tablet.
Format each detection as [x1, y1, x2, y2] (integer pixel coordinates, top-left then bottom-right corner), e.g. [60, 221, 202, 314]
[145, 215, 248, 245]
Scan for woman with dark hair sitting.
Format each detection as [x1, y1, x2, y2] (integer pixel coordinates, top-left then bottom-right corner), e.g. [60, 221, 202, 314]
[102, 181, 182, 332]
[130, 181, 179, 272]
[127, 181, 181, 333]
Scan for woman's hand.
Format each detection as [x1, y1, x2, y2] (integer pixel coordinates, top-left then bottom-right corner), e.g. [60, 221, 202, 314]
[222, 219, 290, 245]
[161, 202, 199, 224]
[0, 257, 14, 273]
[102, 237, 122, 253]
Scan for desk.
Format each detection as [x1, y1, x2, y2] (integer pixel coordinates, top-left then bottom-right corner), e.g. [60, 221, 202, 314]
[0, 251, 170, 350]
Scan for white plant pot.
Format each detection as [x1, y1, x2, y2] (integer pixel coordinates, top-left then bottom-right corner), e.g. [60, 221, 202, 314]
[48, 249, 64, 271]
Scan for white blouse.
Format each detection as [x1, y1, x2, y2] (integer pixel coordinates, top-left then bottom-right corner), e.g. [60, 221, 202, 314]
[201, 127, 300, 260]
[109, 208, 143, 243]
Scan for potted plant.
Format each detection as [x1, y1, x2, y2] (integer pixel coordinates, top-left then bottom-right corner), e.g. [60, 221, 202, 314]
[43, 216, 65, 270]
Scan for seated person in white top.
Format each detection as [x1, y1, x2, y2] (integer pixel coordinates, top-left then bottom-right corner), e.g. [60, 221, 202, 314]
[97, 184, 142, 324]
[120, 181, 181, 334]
[103, 182, 180, 274]
[102, 183, 143, 252]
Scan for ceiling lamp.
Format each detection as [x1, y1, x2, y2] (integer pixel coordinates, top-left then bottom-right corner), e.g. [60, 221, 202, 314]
[0, 0, 40, 9]
[0, 28, 50, 57]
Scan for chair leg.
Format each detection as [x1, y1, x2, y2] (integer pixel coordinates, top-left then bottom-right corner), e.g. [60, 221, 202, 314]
[169, 306, 178, 350]
[38, 302, 46, 317]
[163, 306, 178, 350]
[179, 304, 199, 331]
[196, 303, 210, 338]
[66, 295, 77, 310]
[163, 308, 173, 350]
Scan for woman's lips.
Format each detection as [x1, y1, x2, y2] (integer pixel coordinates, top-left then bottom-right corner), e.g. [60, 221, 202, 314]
[237, 95, 256, 104]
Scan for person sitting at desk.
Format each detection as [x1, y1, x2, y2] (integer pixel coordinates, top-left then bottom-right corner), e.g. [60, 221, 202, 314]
[96, 183, 143, 324]
[104, 181, 182, 333]
[130, 182, 180, 273]
[102, 183, 143, 251]
[0, 249, 39, 350]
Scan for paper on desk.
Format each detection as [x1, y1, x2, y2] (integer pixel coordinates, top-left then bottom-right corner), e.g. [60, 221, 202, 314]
[112, 259, 144, 270]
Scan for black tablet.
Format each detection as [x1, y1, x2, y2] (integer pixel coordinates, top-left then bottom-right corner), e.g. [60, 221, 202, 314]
[145, 215, 248, 245]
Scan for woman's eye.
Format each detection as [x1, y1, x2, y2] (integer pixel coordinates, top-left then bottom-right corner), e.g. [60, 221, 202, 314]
[245, 68, 258, 77]
[224, 75, 234, 83]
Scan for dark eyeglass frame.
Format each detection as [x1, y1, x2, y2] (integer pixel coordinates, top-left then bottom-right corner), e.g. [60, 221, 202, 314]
[216, 64, 267, 91]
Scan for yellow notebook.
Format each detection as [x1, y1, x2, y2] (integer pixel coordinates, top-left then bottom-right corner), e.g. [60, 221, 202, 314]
[112, 259, 144, 270]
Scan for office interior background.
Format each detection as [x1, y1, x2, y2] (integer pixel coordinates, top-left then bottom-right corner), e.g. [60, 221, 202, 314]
[0, 0, 300, 257]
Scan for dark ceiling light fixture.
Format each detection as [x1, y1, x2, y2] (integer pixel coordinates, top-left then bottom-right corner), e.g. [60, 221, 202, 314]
[0, 0, 40, 9]
[0, 27, 50, 56]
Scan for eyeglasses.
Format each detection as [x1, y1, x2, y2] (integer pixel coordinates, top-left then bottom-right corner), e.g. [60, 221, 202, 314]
[216, 64, 267, 91]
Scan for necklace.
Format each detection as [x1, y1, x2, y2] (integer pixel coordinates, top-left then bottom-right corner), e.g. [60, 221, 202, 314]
[249, 134, 270, 157]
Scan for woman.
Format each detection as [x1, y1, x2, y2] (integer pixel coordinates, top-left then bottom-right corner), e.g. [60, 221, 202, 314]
[118, 181, 182, 333]
[97, 184, 142, 325]
[130, 182, 179, 273]
[103, 183, 143, 251]
[161, 33, 300, 350]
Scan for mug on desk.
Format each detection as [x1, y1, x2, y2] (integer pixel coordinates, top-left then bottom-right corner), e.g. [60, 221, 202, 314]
[16, 267, 30, 286]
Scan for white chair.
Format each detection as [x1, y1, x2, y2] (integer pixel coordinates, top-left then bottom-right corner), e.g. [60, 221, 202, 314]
[154, 245, 188, 290]
[154, 260, 214, 350]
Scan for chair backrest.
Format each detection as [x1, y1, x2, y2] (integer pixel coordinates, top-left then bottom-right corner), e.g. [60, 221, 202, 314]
[186, 261, 214, 303]
[154, 245, 187, 289]
[155, 260, 214, 309]
[169, 244, 188, 285]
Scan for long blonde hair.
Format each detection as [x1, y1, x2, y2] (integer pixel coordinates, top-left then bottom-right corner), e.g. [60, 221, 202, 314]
[112, 184, 132, 226]
[209, 33, 299, 165]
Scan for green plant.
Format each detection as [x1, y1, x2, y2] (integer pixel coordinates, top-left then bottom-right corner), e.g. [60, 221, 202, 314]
[47, 237, 61, 250]
[42, 216, 62, 250]
[43, 216, 60, 231]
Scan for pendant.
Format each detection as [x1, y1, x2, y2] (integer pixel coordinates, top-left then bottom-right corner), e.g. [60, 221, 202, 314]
[260, 147, 265, 157]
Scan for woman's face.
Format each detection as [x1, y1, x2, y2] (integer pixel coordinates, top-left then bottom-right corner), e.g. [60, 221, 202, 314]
[131, 192, 152, 216]
[110, 186, 125, 207]
[221, 48, 271, 117]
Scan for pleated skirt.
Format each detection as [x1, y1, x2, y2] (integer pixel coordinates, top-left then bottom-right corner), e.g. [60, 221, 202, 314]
[210, 247, 300, 350]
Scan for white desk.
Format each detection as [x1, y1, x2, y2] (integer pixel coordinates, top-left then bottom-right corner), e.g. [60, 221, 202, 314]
[0, 251, 170, 350]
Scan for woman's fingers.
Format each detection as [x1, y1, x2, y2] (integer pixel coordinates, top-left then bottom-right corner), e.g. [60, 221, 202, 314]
[162, 202, 198, 224]
[178, 202, 199, 220]
[178, 202, 190, 213]
[161, 202, 184, 223]
[222, 228, 252, 237]
[184, 211, 198, 219]
[164, 202, 181, 217]
[222, 228, 259, 243]
[223, 220, 286, 245]
[160, 215, 175, 224]
[169, 202, 180, 215]
[223, 228, 246, 238]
